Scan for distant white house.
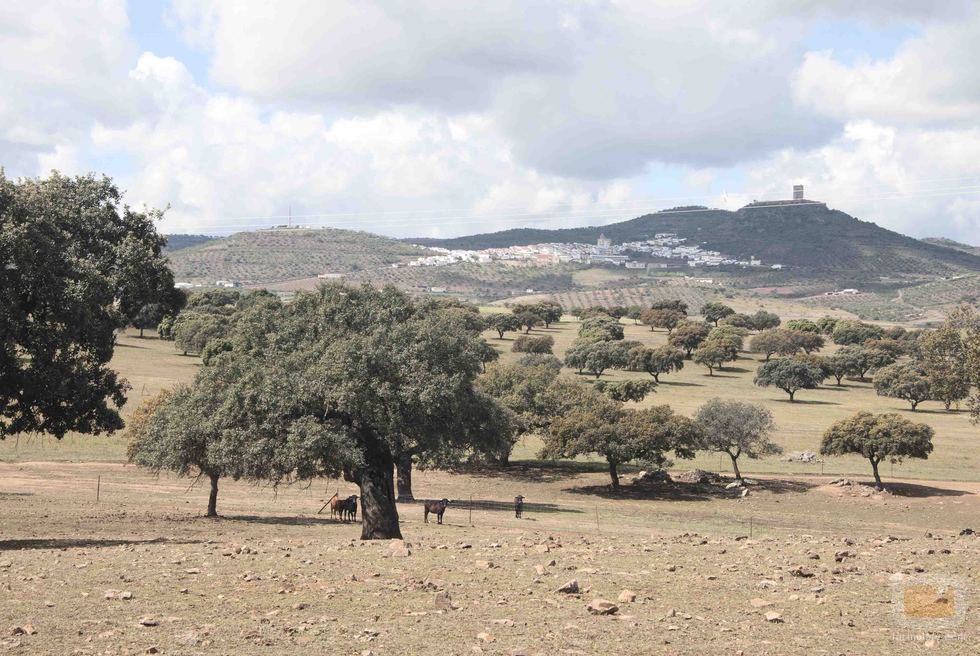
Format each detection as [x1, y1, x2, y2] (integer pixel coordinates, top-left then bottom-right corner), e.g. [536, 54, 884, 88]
[317, 272, 344, 279]
[174, 282, 194, 289]
[215, 280, 239, 288]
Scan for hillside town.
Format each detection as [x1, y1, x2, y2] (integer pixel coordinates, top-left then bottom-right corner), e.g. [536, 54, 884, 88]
[407, 232, 781, 270]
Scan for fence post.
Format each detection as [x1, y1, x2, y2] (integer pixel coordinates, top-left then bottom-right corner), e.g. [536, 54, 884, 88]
[469, 495, 473, 526]
[595, 505, 600, 532]
[749, 516, 753, 538]
[96, 475, 101, 503]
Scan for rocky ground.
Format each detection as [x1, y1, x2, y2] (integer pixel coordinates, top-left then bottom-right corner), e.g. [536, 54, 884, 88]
[1, 462, 978, 655]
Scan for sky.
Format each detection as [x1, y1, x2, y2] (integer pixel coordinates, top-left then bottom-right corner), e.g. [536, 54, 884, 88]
[3, 1, 980, 242]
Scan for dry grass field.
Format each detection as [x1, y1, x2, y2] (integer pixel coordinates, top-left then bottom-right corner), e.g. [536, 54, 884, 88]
[2, 316, 979, 653]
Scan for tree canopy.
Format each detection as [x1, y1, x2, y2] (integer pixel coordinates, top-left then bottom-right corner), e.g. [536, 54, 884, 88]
[132, 284, 513, 538]
[754, 358, 825, 401]
[832, 320, 885, 345]
[627, 345, 685, 382]
[1, 172, 173, 439]
[873, 363, 932, 411]
[540, 380, 699, 491]
[820, 411, 933, 490]
[694, 398, 780, 482]
[700, 302, 735, 326]
[668, 322, 711, 357]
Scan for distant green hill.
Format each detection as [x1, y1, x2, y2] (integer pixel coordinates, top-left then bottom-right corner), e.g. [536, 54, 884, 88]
[167, 228, 431, 283]
[163, 234, 216, 252]
[412, 203, 980, 278]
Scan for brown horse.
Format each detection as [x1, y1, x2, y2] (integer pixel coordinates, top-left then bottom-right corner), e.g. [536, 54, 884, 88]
[319, 492, 345, 520]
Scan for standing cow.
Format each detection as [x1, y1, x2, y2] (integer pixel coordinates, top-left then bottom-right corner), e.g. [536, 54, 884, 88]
[423, 498, 450, 524]
[514, 495, 524, 519]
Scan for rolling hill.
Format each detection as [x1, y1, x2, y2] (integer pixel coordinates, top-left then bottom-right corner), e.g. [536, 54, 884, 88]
[166, 228, 432, 284]
[412, 202, 980, 278]
[163, 234, 216, 252]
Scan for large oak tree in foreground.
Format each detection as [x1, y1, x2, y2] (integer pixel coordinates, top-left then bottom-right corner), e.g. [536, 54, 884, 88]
[1, 172, 173, 439]
[820, 411, 933, 491]
[132, 285, 512, 539]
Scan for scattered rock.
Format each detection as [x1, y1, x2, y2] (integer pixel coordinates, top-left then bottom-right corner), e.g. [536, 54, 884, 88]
[557, 580, 580, 594]
[960, 528, 975, 536]
[790, 566, 814, 578]
[617, 589, 637, 603]
[586, 599, 619, 615]
[834, 551, 852, 562]
[477, 631, 496, 642]
[674, 469, 717, 484]
[765, 611, 783, 623]
[725, 481, 743, 490]
[434, 591, 454, 611]
[139, 618, 160, 627]
[634, 470, 671, 484]
[534, 544, 550, 553]
[475, 560, 494, 569]
[10, 625, 36, 636]
[491, 619, 515, 627]
[750, 598, 773, 608]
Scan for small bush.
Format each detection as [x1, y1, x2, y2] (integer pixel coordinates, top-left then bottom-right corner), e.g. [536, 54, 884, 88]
[512, 335, 555, 354]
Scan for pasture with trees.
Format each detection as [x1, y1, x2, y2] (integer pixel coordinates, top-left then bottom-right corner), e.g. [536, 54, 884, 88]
[488, 312, 521, 339]
[668, 322, 711, 356]
[700, 301, 735, 326]
[820, 411, 934, 490]
[627, 345, 685, 381]
[511, 334, 555, 354]
[540, 379, 699, 491]
[694, 398, 780, 483]
[873, 363, 932, 411]
[754, 357, 826, 402]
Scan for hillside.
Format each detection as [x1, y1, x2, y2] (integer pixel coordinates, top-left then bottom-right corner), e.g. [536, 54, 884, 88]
[922, 237, 980, 256]
[413, 203, 980, 278]
[166, 228, 431, 284]
[163, 234, 216, 252]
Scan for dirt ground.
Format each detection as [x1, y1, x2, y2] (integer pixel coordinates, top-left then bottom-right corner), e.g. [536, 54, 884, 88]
[2, 462, 978, 655]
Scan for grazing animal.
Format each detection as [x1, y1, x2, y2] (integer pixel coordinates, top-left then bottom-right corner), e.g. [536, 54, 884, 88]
[423, 498, 450, 524]
[319, 492, 344, 520]
[514, 495, 524, 519]
[343, 495, 358, 522]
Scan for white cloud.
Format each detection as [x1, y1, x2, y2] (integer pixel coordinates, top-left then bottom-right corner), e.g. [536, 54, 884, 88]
[0, 0, 141, 174]
[92, 54, 639, 238]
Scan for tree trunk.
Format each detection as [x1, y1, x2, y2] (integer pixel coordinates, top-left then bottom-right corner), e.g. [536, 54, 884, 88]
[652, 373, 660, 382]
[729, 452, 742, 482]
[787, 389, 795, 402]
[870, 458, 883, 491]
[945, 399, 953, 410]
[835, 375, 844, 385]
[207, 473, 219, 517]
[355, 446, 402, 540]
[909, 400, 919, 411]
[707, 366, 714, 376]
[608, 460, 620, 492]
[395, 452, 414, 502]
[139, 326, 144, 338]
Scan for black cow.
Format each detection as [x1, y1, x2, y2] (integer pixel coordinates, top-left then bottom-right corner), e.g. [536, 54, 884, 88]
[342, 495, 358, 522]
[423, 498, 450, 524]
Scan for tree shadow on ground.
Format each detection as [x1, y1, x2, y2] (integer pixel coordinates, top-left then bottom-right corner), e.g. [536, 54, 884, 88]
[115, 341, 151, 349]
[0, 536, 202, 551]
[722, 366, 751, 374]
[460, 460, 621, 483]
[399, 497, 582, 515]
[223, 514, 351, 526]
[881, 482, 973, 498]
[658, 380, 703, 387]
[898, 408, 954, 416]
[563, 476, 817, 501]
[780, 398, 839, 405]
